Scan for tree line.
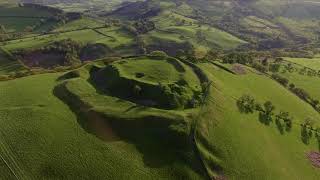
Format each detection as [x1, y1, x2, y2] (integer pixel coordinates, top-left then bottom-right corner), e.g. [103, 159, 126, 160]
[237, 94, 320, 149]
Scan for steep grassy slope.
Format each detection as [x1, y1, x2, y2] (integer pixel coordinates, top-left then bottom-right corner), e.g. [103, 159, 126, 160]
[53, 17, 104, 32]
[197, 63, 320, 179]
[0, 70, 205, 179]
[0, 48, 25, 75]
[152, 11, 246, 50]
[278, 56, 320, 107]
[285, 56, 320, 70]
[0, 3, 55, 33]
[2, 29, 105, 51]
[21, 0, 141, 12]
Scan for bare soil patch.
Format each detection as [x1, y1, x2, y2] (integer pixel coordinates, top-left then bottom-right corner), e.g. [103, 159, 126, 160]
[307, 151, 320, 168]
[231, 64, 247, 75]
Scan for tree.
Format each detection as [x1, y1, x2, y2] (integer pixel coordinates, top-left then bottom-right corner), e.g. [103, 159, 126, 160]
[311, 99, 320, 108]
[195, 30, 206, 42]
[289, 83, 295, 90]
[264, 101, 275, 116]
[236, 94, 256, 113]
[276, 111, 293, 132]
[252, 62, 267, 73]
[291, 87, 310, 101]
[269, 63, 281, 73]
[205, 49, 219, 60]
[271, 74, 289, 87]
[149, 51, 167, 57]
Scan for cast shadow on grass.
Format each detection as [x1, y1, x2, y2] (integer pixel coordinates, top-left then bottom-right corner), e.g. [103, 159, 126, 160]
[275, 118, 285, 135]
[300, 125, 313, 145]
[52, 86, 205, 177]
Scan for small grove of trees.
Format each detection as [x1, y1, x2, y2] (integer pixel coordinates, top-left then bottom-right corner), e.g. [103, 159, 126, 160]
[301, 117, 315, 145]
[251, 62, 268, 73]
[222, 52, 253, 65]
[270, 73, 320, 112]
[236, 94, 255, 113]
[269, 63, 281, 73]
[134, 19, 155, 34]
[275, 111, 293, 134]
[236, 94, 293, 132]
[271, 74, 289, 87]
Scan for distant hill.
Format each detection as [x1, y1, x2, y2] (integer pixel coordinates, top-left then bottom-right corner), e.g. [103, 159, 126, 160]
[107, 0, 320, 51]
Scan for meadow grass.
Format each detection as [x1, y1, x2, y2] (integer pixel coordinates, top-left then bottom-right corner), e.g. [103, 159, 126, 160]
[54, 17, 104, 32]
[284, 56, 320, 70]
[2, 29, 105, 51]
[152, 11, 246, 50]
[0, 5, 54, 33]
[0, 49, 24, 75]
[0, 72, 203, 179]
[197, 63, 320, 179]
[95, 27, 135, 48]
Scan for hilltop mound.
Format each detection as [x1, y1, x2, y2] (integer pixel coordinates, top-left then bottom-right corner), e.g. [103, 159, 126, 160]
[91, 56, 203, 109]
[54, 55, 209, 149]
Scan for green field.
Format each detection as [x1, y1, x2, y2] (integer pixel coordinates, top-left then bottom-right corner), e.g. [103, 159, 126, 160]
[151, 11, 246, 50]
[0, 48, 25, 75]
[1, 29, 105, 51]
[1, 0, 320, 179]
[284, 56, 320, 70]
[0, 69, 204, 179]
[53, 17, 104, 32]
[0, 4, 54, 33]
[197, 63, 320, 179]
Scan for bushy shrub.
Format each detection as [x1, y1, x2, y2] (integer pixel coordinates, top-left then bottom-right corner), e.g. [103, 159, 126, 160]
[237, 94, 256, 113]
[0, 75, 11, 81]
[149, 51, 168, 57]
[271, 74, 289, 87]
[252, 62, 267, 73]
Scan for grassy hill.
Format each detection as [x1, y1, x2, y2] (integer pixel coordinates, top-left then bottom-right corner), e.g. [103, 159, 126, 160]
[0, 55, 319, 179]
[0, 56, 210, 179]
[0, 2, 55, 33]
[0, 47, 25, 75]
[197, 62, 320, 179]
[1, 1, 320, 179]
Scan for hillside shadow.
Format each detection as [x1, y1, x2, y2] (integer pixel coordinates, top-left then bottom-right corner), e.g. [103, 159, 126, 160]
[52, 85, 205, 176]
[275, 118, 285, 135]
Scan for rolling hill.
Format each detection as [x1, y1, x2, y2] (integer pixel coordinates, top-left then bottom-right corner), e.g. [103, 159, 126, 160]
[0, 0, 320, 179]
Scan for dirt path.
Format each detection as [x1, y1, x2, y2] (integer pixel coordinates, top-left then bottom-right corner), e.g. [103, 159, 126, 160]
[307, 151, 320, 168]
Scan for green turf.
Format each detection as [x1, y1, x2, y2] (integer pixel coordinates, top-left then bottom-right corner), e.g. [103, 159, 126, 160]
[277, 57, 320, 106]
[0, 71, 204, 179]
[284, 56, 320, 70]
[196, 63, 320, 179]
[0, 48, 24, 75]
[89, 56, 203, 109]
[0, 5, 54, 33]
[95, 27, 135, 49]
[151, 11, 246, 50]
[54, 17, 104, 32]
[116, 58, 182, 84]
[1, 29, 105, 51]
